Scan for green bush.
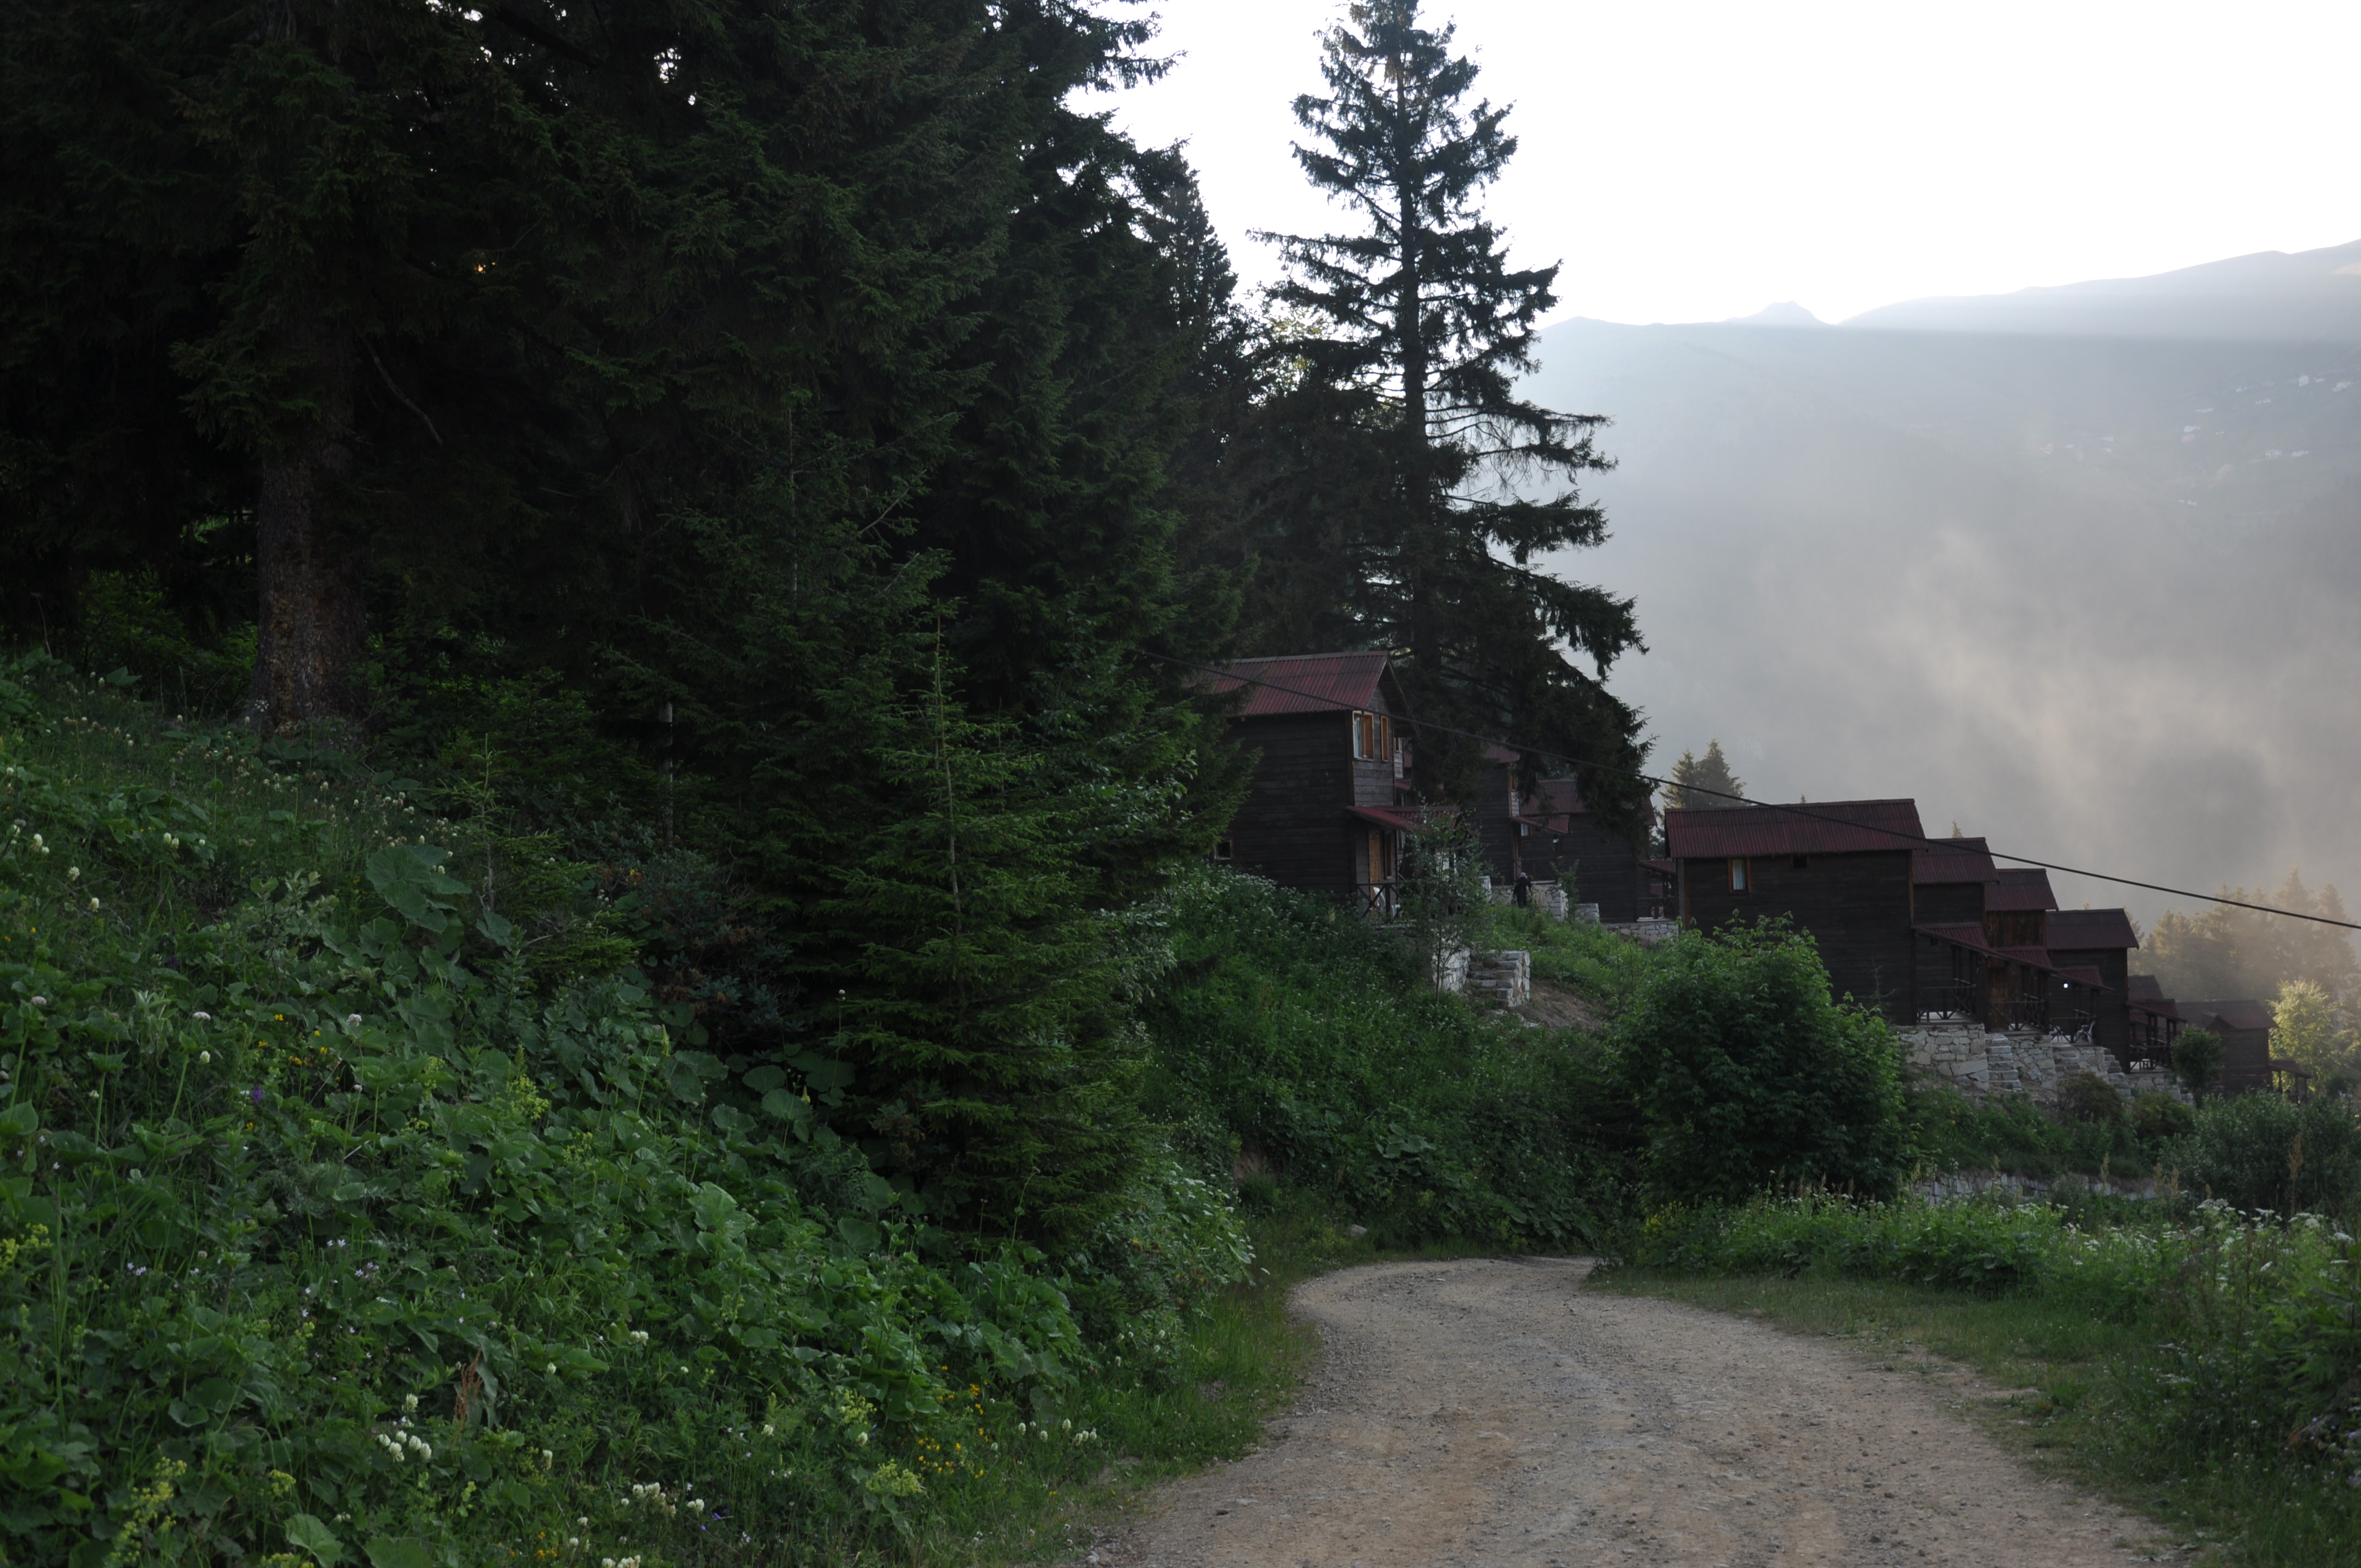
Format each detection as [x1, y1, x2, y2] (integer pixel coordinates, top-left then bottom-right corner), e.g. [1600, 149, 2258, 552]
[1139, 868, 1639, 1249]
[2174, 1027, 2227, 1097]
[2164, 1093, 2361, 1215]
[1610, 921, 1907, 1204]
[2058, 1071, 2124, 1124]
[2132, 1091, 2196, 1142]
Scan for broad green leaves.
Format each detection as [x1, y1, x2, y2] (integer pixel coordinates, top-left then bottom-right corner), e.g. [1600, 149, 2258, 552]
[366, 846, 470, 939]
[285, 1512, 345, 1566]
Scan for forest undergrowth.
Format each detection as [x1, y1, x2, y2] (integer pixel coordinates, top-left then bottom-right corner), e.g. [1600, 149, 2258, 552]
[0, 654, 1599, 1567]
[0, 655, 1295, 1568]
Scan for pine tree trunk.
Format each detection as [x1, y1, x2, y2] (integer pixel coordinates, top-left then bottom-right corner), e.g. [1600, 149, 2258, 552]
[1393, 74, 1440, 790]
[245, 320, 366, 735]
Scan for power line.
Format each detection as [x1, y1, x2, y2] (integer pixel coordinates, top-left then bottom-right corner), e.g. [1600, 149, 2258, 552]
[1154, 650, 2361, 935]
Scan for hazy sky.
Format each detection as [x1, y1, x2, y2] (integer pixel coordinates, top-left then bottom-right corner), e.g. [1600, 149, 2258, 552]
[1102, 0, 2361, 326]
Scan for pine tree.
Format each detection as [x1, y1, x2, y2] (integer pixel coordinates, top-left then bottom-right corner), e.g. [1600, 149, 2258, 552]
[1256, 0, 1646, 819]
[1662, 739, 1747, 812]
[0, 0, 576, 731]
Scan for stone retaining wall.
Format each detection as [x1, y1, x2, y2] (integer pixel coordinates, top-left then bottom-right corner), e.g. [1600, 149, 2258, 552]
[1898, 1022, 2187, 1106]
[1464, 950, 1531, 1009]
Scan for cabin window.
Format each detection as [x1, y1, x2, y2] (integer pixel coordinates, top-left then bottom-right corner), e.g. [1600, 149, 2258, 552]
[1352, 711, 1394, 760]
[1728, 858, 1749, 892]
[1212, 837, 1233, 863]
[1367, 830, 1384, 885]
[1518, 822, 1529, 837]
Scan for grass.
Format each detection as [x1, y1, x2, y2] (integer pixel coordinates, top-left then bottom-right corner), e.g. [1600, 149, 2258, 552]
[1592, 1265, 2361, 1566]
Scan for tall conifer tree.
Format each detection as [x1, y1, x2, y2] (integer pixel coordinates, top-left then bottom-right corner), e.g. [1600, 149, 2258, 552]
[1258, 0, 1647, 819]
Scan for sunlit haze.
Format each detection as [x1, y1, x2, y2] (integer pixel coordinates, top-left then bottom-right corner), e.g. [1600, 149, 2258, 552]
[1105, 0, 2361, 326]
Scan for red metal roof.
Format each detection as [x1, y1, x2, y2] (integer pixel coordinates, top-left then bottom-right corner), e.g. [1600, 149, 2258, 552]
[1533, 778, 1584, 816]
[2127, 976, 2183, 1020]
[2047, 908, 2140, 951]
[1667, 799, 1924, 859]
[1985, 867, 2058, 911]
[2052, 963, 2108, 991]
[1916, 921, 1999, 954]
[1346, 804, 1423, 833]
[1201, 652, 1392, 718]
[2184, 999, 2273, 1033]
[1915, 924, 2081, 979]
[1913, 836, 1999, 884]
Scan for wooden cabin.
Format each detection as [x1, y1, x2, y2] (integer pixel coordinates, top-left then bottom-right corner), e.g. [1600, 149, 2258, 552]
[1668, 799, 1924, 1022]
[1911, 837, 2001, 1021]
[1908, 856, 2112, 1039]
[2047, 907, 2141, 1066]
[1511, 776, 1656, 922]
[1984, 867, 2054, 948]
[1202, 652, 1417, 911]
[2125, 975, 2184, 1068]
[2180, 1000, 2275, 1095]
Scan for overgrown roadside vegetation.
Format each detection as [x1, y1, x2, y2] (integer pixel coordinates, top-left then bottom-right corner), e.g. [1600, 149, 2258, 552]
[0, 656, 1607, 1567]
[1604, 1193, 2361, 1565]
[0, 658, 1291, 1567]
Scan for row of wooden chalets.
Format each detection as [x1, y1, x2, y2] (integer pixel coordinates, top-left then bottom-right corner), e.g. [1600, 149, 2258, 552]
[1205, 651, 2283, 1100]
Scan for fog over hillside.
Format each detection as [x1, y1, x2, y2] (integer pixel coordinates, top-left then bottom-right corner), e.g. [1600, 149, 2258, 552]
[1525, 241, 2361, 925]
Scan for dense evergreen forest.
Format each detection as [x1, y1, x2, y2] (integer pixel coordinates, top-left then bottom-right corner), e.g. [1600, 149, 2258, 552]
[0, 0, 1650, 1240]
[0, 1, 1675, 1562]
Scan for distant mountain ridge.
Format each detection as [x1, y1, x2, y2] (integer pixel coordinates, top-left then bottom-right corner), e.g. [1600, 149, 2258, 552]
[1724, 301, 1826, 328]
[1840, 238, 2361, 342]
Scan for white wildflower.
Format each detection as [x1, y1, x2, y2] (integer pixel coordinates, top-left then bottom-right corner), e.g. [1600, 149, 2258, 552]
[192, 1011, 211, 1021]
[197, 1050, 210, 1064]
[66, 866, 79, 881]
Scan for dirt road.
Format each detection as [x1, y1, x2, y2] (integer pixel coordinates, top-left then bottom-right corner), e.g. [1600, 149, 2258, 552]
[1097, 1258, 2168, 1568]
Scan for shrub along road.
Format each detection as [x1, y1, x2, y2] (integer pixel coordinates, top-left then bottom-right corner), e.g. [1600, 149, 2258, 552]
[1099, 1258, 2164, 1567]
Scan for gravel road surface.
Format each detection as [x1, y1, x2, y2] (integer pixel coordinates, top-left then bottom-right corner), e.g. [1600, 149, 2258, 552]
[1097, 1257, 2167, 1568]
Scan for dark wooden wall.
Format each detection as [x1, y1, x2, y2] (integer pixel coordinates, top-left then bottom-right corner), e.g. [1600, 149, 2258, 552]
[1985, 909, 2047, 947]
[1527, 813, 1647, 922]
[1228, 712, 1357, 897]
[2217, 1026, 2273, 1094]
[1684, 851, 1918, 1022]
[1475, 764, 1521, 884]
[1913, 882, 1985, 924]
[2052, 945, 2131, 1064]
[1912, 932, 1982, 1019]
